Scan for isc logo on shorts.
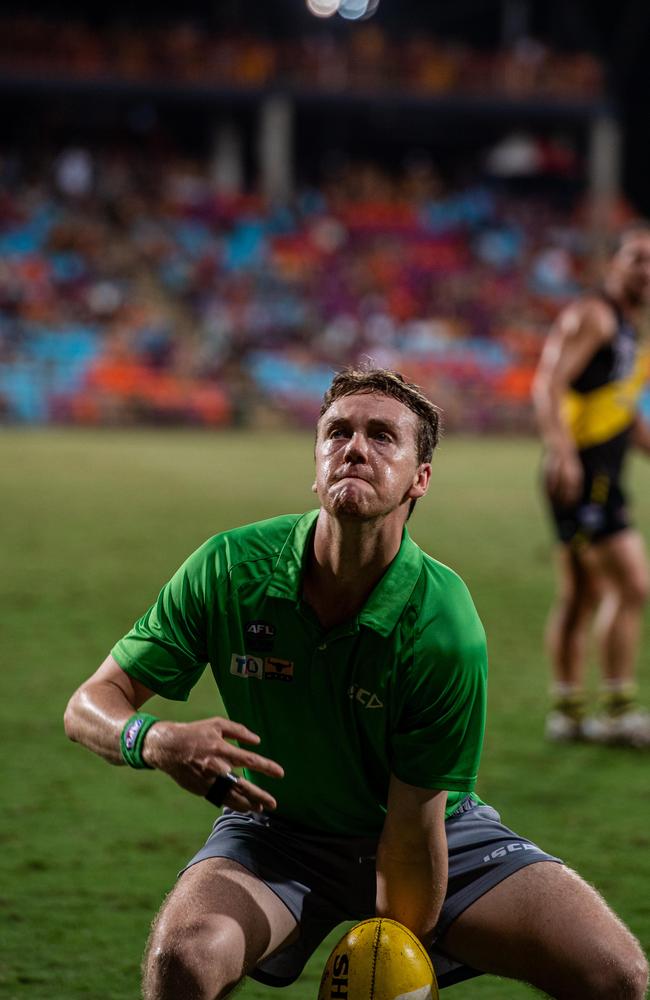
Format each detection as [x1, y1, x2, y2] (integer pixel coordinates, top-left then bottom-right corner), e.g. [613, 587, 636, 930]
[230, 654, 294, 682]
[482, 842, 542, 863]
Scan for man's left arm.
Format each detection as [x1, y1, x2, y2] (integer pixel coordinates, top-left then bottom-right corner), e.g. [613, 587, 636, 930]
[376, 775, 448, 945]
[631, 415, 650, 455]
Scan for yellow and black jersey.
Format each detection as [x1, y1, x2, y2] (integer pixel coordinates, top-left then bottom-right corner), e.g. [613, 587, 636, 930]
[547, 296, 648, 544]
[562, 295, 649, 460]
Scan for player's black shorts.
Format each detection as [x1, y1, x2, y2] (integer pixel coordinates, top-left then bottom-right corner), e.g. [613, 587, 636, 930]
[546, 466, 631, 546]
[181, 796, 562, 991]
[544, 431, 633, 547]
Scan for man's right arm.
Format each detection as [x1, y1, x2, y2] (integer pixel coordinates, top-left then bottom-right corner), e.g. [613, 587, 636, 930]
[532, 298, 615, 505]
[64, 654, 284, 812]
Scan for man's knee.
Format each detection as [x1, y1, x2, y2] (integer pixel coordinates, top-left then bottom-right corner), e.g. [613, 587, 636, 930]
[620, 573, 650, 608]
[555, 584, 600, 628]
[144, 913, 245, 1000]
[580, 939, 648, 1000]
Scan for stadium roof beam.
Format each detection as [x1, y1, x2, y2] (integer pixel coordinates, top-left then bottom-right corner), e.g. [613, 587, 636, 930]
[258, 94, 293, 203]
[211, 120, 244, 197]
[588, 111, 623, 256]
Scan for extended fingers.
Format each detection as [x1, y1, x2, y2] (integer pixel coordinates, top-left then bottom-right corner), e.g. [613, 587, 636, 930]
[226, 776, 278, 812]
[225, 744, 284, 778]
[217, 718, 262, 744]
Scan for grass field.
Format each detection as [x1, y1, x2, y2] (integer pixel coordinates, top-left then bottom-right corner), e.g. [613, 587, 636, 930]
[2, 427, 650, 1000]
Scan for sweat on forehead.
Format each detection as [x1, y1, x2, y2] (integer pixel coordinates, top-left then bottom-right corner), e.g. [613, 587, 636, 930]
[320, 390, 407, 420]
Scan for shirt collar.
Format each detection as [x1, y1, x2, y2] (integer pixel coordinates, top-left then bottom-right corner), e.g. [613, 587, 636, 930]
[266, 509, 320, 602]
[266, 509, 423, 637]
[358, 528, 423, 635]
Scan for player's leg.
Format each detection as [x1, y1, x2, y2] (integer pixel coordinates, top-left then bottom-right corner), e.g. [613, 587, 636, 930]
[585, 528, 650, 744]
[439, 861, 648, 999]
[545, 544, 604, 740]
[594, 529, 648, 684]
[143, 857, 298, 1000]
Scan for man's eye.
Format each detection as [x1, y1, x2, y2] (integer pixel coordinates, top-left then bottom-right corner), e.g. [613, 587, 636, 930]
[329, 428, 346, 438]
[375, 432, 391, 442]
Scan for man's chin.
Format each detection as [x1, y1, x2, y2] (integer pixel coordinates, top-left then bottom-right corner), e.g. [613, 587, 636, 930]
[326, 484, 373, 519]
[332, 501, 370, 519]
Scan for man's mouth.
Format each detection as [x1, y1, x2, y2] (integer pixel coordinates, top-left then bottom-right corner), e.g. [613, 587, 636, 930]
[335, 472, 370, 482]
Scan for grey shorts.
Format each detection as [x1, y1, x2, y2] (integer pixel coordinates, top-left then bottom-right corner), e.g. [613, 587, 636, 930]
[183, 797, 562, 990]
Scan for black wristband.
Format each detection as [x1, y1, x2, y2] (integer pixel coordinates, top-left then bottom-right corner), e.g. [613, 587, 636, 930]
[205, 772, 239, 807]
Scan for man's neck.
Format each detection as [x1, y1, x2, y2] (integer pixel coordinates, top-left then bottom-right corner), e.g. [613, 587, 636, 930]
[605, 280, 650, 329]
[302, 509, 405, 630]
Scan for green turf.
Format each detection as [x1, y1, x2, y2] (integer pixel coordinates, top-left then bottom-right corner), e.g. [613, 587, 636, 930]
[2, 428, 649, 999]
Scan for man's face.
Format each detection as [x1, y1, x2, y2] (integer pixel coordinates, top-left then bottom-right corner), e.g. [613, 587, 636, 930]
[314, 392, 431, 521]
[613, 234, 650, 306]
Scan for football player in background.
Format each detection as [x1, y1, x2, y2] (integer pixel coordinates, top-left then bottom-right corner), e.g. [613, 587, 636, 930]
[533, 227, 650, 745]
[65, 368, 647, 999]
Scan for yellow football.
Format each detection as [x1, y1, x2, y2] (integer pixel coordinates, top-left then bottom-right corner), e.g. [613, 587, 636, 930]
[318, 918, 439, 1000]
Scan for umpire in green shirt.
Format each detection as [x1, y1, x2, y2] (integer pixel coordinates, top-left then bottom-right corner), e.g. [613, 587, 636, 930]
[65, 368, 647, 999]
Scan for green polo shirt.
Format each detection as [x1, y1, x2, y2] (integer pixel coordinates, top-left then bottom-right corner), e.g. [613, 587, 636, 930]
[112, 510, 487, 836]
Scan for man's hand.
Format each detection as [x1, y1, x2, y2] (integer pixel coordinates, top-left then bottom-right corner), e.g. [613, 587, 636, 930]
[64, 654, 283, 813]
[544, 448, 583, 506]
[142, 717, 284, 812]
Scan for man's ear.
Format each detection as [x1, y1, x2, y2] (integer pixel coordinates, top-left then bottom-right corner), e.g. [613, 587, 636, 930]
[407, 463, 432, 500]
[311, 481, 318, 493]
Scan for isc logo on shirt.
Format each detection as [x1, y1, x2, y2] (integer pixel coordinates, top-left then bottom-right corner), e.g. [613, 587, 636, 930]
[230, 654, 294, 682]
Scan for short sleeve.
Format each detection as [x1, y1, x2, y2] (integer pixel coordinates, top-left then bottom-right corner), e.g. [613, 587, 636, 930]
[111, 538, 219, 701]
[390, 575, 487, 792]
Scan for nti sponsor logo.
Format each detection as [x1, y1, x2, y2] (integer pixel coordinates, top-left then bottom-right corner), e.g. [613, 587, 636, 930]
[230, 654, 294, 682]
[263, 657, 294, 682]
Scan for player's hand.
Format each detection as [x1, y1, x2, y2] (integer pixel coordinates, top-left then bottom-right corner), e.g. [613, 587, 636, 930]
[141, 717, 284, 813]
[545, 449, 583, 506]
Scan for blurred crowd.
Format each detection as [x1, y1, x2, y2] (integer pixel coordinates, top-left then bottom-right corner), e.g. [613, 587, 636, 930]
[0, 145, 626, 431]
[0, 16, 603, 101]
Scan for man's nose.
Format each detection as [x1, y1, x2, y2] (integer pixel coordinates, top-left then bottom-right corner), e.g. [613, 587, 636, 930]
[344, 432, 368, 462]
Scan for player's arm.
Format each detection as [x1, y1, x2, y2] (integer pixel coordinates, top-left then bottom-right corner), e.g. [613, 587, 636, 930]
[64, 654, 283, 812]
[375, 775, 448, 945]
[532, 299, 615, 504]
[631, 415, 650, 456]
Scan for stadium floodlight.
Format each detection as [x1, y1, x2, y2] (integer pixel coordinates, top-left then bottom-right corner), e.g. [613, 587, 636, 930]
[306, 0, 341, 16]
[338, 0, 380, 18]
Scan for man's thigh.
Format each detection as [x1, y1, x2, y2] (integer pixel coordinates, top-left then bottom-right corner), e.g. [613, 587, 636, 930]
[179, 809, 377, 986]
[439, 861, 645, 998]
[152, 857, 299, 972]
[594, 528, 649, 591]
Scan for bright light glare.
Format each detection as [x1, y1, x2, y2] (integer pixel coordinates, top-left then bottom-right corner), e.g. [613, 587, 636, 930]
[306, 0, 340, 16]
[338, 0, 380, 18]
[338, 0, 368, 18]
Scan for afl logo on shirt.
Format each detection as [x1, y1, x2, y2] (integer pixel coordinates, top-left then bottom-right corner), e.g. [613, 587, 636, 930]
[245, 620, 276, 651]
